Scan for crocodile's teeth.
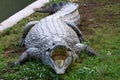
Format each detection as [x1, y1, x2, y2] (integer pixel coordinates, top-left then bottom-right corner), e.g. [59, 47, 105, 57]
[55, 60, 64, 68]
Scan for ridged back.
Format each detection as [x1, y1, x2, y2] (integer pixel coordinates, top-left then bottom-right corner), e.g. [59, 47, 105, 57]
[25, 16, 79, 51]
[25, 2, 80, 51]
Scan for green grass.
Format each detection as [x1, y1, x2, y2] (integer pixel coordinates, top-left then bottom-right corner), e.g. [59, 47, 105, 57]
[0, 0, 120, 80]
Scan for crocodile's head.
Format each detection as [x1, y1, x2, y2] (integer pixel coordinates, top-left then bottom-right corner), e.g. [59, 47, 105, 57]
[45, 45, 73, 74]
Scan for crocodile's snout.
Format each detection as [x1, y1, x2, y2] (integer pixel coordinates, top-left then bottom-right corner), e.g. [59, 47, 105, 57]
[52, 53, 72, 74]
[46, 45, 73, 74]
[54, 67, 65, 74]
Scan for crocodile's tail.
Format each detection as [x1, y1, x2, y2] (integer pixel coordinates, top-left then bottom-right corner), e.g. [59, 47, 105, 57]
[33, 2, 68, 14]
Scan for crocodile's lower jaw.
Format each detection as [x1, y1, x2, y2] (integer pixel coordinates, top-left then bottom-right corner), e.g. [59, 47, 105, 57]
[55, 60, 64, 68]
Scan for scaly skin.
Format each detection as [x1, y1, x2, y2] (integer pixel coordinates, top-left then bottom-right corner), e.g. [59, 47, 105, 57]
[11, 2, 97, 74]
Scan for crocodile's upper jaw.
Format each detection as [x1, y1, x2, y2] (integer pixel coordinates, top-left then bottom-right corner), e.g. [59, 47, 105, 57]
[51, 52, 73, 74]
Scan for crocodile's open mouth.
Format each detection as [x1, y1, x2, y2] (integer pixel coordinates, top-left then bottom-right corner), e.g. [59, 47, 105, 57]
[51, 46, 68, 68]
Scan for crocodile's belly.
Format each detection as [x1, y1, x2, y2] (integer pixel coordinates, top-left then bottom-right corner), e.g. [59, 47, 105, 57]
[25, 16, 80, 50]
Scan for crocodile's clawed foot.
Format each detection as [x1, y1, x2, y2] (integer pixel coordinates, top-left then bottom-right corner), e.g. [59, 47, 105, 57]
[9, 62, 16, 68]
[86, 47, 97, 56]
[19, 39, 25, 47]
[79, 36, 85, 43]
[9, 61, 20, 68]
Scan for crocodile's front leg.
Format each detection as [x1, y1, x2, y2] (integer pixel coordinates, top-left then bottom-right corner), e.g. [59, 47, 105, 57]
[10, 48, 40, 67]
[20, 21, 39, 47]
[74, 43, 97, 56]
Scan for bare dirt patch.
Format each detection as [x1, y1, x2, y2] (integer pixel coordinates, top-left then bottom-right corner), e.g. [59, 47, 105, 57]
[78, 0, 103, 35]
[3, 47, 25, 58]
[78, 0, 120, 35]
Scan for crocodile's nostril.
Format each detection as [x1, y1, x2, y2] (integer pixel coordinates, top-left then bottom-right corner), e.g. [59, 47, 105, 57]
[52, 43, 55, 45]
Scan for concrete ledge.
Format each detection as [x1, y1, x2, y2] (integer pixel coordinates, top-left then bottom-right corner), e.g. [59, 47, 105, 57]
[0, 0, 49, 32]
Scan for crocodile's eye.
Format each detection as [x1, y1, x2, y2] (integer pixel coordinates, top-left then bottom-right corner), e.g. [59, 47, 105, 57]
[51, 46, 68, 68]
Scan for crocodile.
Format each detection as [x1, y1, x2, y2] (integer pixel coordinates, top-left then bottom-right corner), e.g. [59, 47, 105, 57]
[11, 2, 97, 74]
